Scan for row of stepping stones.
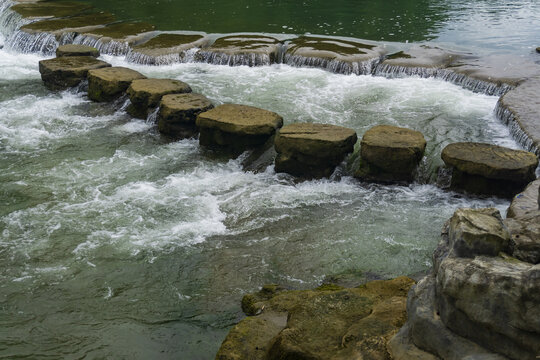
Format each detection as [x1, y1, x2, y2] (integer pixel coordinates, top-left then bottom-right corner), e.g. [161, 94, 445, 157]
[38, 45, 539, 198]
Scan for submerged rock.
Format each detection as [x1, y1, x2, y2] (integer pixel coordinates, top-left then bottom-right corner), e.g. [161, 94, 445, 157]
[274, 123, 357, 179]
[39, 56, 111, 90]
[284, 36, 385, 75]
[441, 142, 538, 197]
[56, 44, 99, 58]
[217, 277, 415, 360]
[196, 104, 283, 153]
[126, 78, 192, 119]
[10, 1, 92, 19]
[195, 35, 281, 66]
[158, 93, 214, 138]
[354, 125, 426, 183]
[20, 12, 116, 35]
[127, 33, 209, 65]
[87, 66, 146, 102]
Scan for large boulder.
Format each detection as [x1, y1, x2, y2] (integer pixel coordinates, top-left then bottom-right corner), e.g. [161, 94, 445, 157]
[196, 104, 283, 153]
[126, 78, 192, 119]
[195, 35, 281, 66]
[39, 56, 111, 90]
[217, 277, 415, 360]
[274, 123, 357, 178]
[56, 44, 100, 58]
[87, 67, 146, 102]
[127, 33, 209, 65]
[441, 142, 538, 197]
[355, 125, 426, 182]
[157, 93, 214, 139]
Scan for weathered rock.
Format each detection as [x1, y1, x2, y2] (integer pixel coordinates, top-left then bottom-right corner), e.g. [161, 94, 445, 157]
[20, 12, 116, 35]
[381, 46, 460, 70]
[284, 36, 385, 75]
[195, 35, 281, 66]
[87, 66, 146, 102]
[157, 93, 214, 138]
[274, 123, 357, 178]
[128, 33, 209, 65]
[441, 142, 538, 197]
[196, 104, 283, 153]
[11, 1, 92, 19]
[126, 78, 192, 119]
[355, 125, 426, 182]
[39, 56, 111, 90]
[216, 277, 415, 360]
[504, 211, 540, 264]
[56, 44, 100, 58]
[507, 179, 540, 218]
[75, 22, 156, 55]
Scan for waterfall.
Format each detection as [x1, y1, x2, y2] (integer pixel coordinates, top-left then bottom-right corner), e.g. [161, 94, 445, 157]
[284, 54, 381, 75]
[195, 50, 276, 67]
[72, 34, 131, 56]
[126, 50, 181, 65]
[495, 100, 539, 155]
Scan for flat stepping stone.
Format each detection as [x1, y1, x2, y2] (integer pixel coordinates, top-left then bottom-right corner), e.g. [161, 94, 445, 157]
[442, 142, 538, 197]
[158, 93, 214, 139]
[126, 78, 192, 119]
[196, 104, 283, 152]
[128, 33, 209, 65]
[195, 35, 281, 66]
[87, 66, 146, 102]
[56, 44, 100, 58]
[355, 125, 426, 182]
[39, 56, 111, 90]
[275, 123, 357, 178]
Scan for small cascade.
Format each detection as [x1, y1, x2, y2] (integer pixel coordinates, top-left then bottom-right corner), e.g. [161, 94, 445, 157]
[195, 50, 275, 67]
[126, 50, 181, 65]
[72, 34, 131, 56]
[495, 100, 538, 155]
[373, 64, 439, 79]
[0, 0, 26, 38]
[146, 107, 160, 124]
[6, 30, 59, 54]
[283, 54, 381, 75]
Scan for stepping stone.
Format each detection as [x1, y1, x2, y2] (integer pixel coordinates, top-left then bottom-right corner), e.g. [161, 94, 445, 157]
[195, 35, 281, 66]
[196, 104, 283, 152]
[126, 78, 192, 119]
[274, 123, 357, 178]
[87, 66, 146, 102]
[442, 142, 538, 197]
[39, 56, 111, 90]
[56, 44, 100, 58]
[158, 93, 214, 139]
[354, 125, 426, 182]
[128, 33, 209, 65]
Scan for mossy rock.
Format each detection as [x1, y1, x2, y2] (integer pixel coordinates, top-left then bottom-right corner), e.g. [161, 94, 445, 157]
[380, 45, 460, 69]
[56, 44, 100, 58]
[129, 33, 208, 63]
[195, 35, 281, 66]
[87, 66, 146, 102]
[126, 78, 192, 119]
[80, 21, 155, 41]
[285, 36, 384, 63]
[157, 93, 214, 139]
[21, 12, 116, 34]
[11, 1, 93, 19]
[39, 56, 111, 90]
[196, 104, 283, 153]
[274, 123, 357, 179]
[355, 125, 426, 183]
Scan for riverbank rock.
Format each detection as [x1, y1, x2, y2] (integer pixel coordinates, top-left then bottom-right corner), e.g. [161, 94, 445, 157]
[127, 33, 209, 65]
[87, 67, 146, 102]
[441, 142, 538, 197]
[284, 36, 385, 75]
[389, 207, 540, 360]
[217, 277, 415, 360]
[507, 179, 540, 218]
[274, 123, 357, 178]
[196, 104, 283, 153]
[157, 93, 214, 138]
[56, 44, 100, 58]
[354, 125, 426, 182]
[39, 56, 111, 90]
[126, 78, 192, 119]
[195, 35, 281, 66]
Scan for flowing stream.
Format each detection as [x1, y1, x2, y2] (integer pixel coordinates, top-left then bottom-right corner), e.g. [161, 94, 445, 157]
[0, 0, 533, 358]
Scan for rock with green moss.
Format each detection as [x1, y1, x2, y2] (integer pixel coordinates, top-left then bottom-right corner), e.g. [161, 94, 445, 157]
[284, 36, 385, 75]
[216, 277, 415, 360]
[126, 78, 192, 119]
[11, 1, 92, 19]
[39, 56, 111, 90]
[157, 93, 214, 138]
[274, 123, 357, 179]
[75, 22, 156, 55]
[354, 125, 426, 183]
[441, 142, 538, 197]
[195, 35, 281, 66]
[378, 45, 461, 73]
[196, 104, 283, 153]
[20, 12, 116, 35]
[87, 67, 146, 102]
[56, 44, 100, 58]
[128, 33, 209, 65]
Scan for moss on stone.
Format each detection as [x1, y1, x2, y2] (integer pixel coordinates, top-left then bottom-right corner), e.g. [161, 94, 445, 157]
[133, 33, 205, 50]
[386, 50, 413, 60]
[82, 22, 155, 40]
[11, 1, 93, 19]
[21, 12, 116, 33]
[286, 36, 377, 57]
